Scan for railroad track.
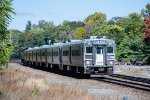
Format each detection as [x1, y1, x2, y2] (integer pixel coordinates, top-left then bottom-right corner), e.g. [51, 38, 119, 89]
[111, 74, 150, 84]
[20, 62, 150, 91]
[31, 66, 150, 91]
[95, 74, 150, 92]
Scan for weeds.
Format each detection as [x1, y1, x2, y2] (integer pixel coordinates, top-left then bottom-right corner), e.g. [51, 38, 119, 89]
[0, 67, 3, 71]
[29, 88, 38, 97]
[0, 91, 4, 100]
[0, 67, 95, 100]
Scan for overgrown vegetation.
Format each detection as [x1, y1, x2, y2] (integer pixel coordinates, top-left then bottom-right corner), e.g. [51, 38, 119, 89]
[0, 0, 15, 67]
[0, 67, 94, 100]
[0, 91, 4, 100]
[9, 3, 150, 64]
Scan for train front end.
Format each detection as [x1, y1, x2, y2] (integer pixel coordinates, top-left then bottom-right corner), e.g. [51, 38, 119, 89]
[84, 37, 115, 77]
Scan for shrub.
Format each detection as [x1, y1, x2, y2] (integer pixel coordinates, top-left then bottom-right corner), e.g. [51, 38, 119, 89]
[0, 40, 13, 67]
[0, 91, 4, 99]
[142, 56, 150, 65]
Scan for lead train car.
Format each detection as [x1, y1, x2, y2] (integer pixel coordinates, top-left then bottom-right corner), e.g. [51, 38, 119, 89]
[21, 37, 115, 77]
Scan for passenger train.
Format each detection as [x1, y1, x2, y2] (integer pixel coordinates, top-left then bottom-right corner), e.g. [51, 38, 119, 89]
[21, 36, 115, 77]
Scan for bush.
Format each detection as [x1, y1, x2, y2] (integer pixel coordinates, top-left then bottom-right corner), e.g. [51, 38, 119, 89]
[0, 40, 13, 67]
[0, 91, 4, 99]
[142, 56, 150, 65]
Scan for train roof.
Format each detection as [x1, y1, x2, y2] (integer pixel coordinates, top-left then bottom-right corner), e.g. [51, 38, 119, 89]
[62, 38, 115, 46]
[24, 36, 115, 52]
[24, 43, 63, 52]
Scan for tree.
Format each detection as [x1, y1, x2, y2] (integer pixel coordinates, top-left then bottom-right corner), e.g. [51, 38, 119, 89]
[0, 0, 15, 66]
[108, 16, 124, 25]
[9, 29, 22, 58]
[142, 3, 150, 45]
[55, 24, 72, 42]
[141, 3, 150, 17]
[38, 20, 54, 30]
[143, 16, 150, 45]
[141, 3, 150, 58]
[0, 0, 15, 39]
[62, 20, 85, 30]
[84, 12, 107, 36]
[91, 24, 124, 45]
[84, 12, 106, 25]
[121, 13, 145, 37]
[25, 21, 32, 32]
[117, 36, 143, 61]
[75, 27, 86, 40]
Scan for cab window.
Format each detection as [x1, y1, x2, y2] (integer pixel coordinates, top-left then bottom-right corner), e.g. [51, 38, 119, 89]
[97, 47, 103, 54]
[86, 47, 92, 53]
[107, 47, 113, 53]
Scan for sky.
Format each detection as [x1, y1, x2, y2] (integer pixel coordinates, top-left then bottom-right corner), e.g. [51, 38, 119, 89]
[8, 0, 149, 31]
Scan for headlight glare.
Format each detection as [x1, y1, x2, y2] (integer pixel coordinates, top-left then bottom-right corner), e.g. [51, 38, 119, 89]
[86, 61, 90, 65]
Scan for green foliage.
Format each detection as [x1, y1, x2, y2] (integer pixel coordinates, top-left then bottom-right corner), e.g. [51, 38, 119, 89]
[120, 13, 144, 37]
[108, 17, 124, 25]
[141, 3, 150, 16]
[62, 21, 85, 30]
[75, 27, 86, 40]
[0, 40, 13, 66]
[112, 13, 145, 61]
[84, 12, 106, 25]
[9, 30, 22, 58]
[142, 56, 150, 65]
[38, 20, 54, 30]
[29, 88, 38, 97]
[91, 24, 124, 45]
[0, 0, 14, 66]
[83, 12, 107, 37]
[25, 21, 32, 32]
[0, 91, 4, 100]
[141, 44, 150, 55]
[117, 36, 143, 61]
[0, 0, 15, 33]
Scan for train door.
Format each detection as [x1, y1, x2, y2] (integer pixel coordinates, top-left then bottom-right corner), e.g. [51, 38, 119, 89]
[93, 45, 106, 66]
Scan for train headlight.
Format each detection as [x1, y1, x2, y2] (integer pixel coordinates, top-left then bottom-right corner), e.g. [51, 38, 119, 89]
[108, 60, 114, 65]
[86, 61, 90, 65]
[110, 61, 113, 65]
[85, 60, 92, 65]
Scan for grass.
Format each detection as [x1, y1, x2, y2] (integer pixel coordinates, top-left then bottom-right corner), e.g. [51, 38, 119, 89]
[29, 88, 38, 97]
[0, 67, 95, 100]
[115, 65, 150, 76]
[0, 91, 4, 100]
[0, 67, 3, 71]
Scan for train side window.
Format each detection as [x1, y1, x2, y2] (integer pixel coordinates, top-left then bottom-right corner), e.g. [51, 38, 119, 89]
[56, 52, 58, 56]
[107, 47, 113, 53]
[63, 51, 69, 56]
[53, 51, 58, 56]
[37, 51, 39, 56]
[86, 47, 92, 53]
[48, 52, 52, 56]
[72, 50, 80, 56]
[41, 52, 45, 56]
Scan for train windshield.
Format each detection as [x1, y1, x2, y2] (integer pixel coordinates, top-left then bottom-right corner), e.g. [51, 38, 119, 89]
[97, 47, 103, 54]
[86, 47, 92, 53]
[86, 46, 104, 54]
[107, 47, 113, 53]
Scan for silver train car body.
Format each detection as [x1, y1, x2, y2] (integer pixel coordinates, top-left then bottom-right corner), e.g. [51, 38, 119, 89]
[21, 36, 115, 76]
